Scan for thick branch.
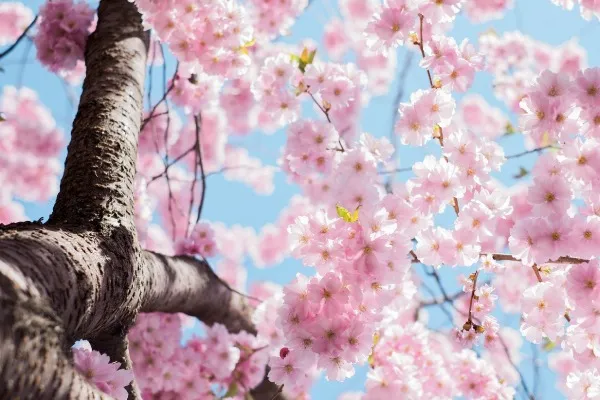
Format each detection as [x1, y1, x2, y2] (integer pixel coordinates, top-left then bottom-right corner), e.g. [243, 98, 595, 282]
[0, 226, 112, 399]
[49, 0, 148, 233]
[141, 252, 255, 334]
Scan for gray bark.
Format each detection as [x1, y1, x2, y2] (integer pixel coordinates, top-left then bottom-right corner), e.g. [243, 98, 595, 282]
[0, 0, 282, 398]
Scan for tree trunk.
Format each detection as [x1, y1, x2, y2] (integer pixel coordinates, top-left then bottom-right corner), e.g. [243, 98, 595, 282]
[0, 0, 283, 398]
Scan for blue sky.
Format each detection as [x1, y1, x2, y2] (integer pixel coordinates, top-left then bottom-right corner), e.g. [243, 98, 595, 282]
[3, 0, 599, 398]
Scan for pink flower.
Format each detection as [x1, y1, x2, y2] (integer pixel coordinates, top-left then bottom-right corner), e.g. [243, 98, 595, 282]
[0, 2, 34, 46]
[268, 351, 313, 390]
[34, 0, 95, 74]
[365, 6, 412, 52]
[73, 341, 133, 400]
[527, 176, 572, 216]
[323, 18, 350, 61]
[567, 260, 600, 307]
[175, 222, 217, 258]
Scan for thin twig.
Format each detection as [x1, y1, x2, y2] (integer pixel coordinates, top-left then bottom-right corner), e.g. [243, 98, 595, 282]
[386, 52, 414, 191]
[0, 16, 38, 60]
[531, 264, 542, 283]
[194, 114, 207, 225]
[415, 14, 434, 88]
[140, 63, 178, 132]
[499, 335, 533, 399]
[379, 167, 412, 175]
[465, 270, 479, 328]
[506, 145, 556, 159]
[486, 253, 587, 265]
[414, 13, 459, 215]
[531, 342, 540, 399]
[306, 89, 345, 152]
[147, 146, 196, 184]
[270, 384, 284, 400]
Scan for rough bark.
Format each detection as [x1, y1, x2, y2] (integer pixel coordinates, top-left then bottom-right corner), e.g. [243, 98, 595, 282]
[0, 0, 283, 398]
[48, 0, 147, 235]
[142, 253, 256, 334]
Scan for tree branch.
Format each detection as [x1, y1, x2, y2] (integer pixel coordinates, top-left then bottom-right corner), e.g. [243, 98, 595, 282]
[49, 0, 148, 234]
[141, 251, 255, 334]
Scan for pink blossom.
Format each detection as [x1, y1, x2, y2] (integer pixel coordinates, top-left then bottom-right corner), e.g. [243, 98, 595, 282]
[0, 2, 34, 46]
[73, 341, 133, 400]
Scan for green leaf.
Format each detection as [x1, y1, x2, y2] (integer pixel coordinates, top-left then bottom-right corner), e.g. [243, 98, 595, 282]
[292, 48, 317, 73]
[336, 204, 359, 223]
[223, 382, 239, 398]
[542, 339, 556, 352]
[368, 352, 375, 368]
[504, 122, 516, 135]
[513, 167, 528, 179]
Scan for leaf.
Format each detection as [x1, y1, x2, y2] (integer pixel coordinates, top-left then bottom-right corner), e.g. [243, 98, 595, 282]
[245, 393, 255, 400]
[0, 112, 5, 122]
[223, 382, 238, 398]
[542, 339, 556, 352]
[504, 122, 515, 135]
[336, 204, 359, 223]
[368, 352, 375, 368]
[372, 331, 380, 346]
[237, 38, 256, 55]
[513, 167, 528, 179]
[541, 131, 552, 147]
[292, 48, 317, 73]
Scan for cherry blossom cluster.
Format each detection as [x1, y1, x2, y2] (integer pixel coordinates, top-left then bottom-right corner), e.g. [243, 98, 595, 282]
[247, 0, 308, 39]
[0, 86, 64, 203]
[34, 0, 95, 75]
[169, 71, 223, 116]
[270, 202, 414, 387]
[252, 53, 366, 138]
[322, 0, 397, 96]
[245, 196, 313, 268]
[550, 0, 600, 20]
[363, 323, 516, 399]
[364, 0, 463, 53]
[463, 0, 513, 22]
[72, 340, 134, 400]
[175, 222, 218, 258]
[519, 69, 600, 147]
[136, 103, 275, 243]
[128, 312, 269, 399]
[130, 0, 253, 78]
[479, 31, 586, 112]
[0, 2, 33, 46]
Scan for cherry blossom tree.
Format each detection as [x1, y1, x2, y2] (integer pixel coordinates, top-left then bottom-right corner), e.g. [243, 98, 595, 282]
[1, 0, 600, 399]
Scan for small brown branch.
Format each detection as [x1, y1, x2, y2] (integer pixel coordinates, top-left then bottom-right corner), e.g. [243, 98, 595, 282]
[307, 91, 331, 123]
[140, 68, 177, 132]
[147, 146, 195, 184]
[416, 14, 434, 88]
[531, 264, 542, 283]
[487, 253, 587, 264]
[465, 271, 479, 329]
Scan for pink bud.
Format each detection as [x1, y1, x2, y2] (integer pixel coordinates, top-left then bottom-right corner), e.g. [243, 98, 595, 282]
[279, 347, 289, 359]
